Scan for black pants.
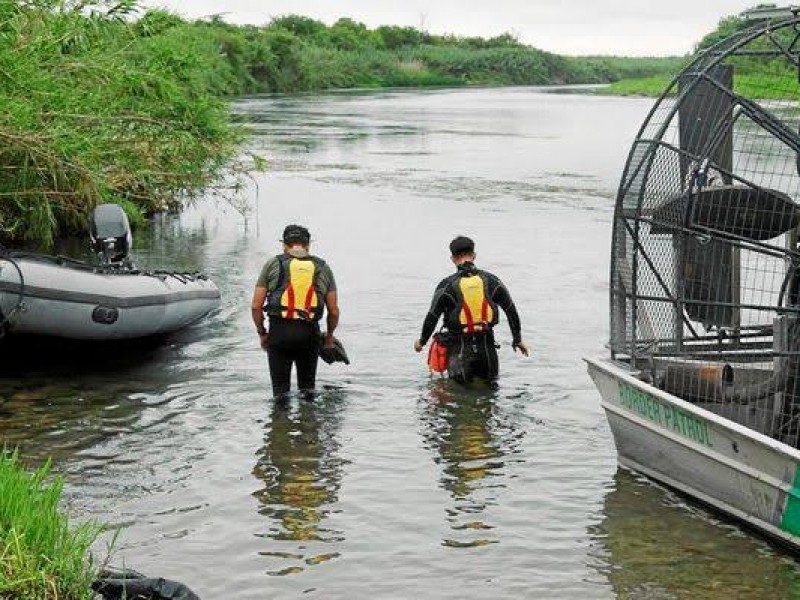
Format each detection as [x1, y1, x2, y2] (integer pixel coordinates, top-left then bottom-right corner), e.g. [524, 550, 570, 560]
[267, 318, 321, 396]
[446, 330, 499, 384]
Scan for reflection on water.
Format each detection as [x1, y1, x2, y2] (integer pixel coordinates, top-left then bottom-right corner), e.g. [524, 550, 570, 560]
[0, 339, 184, 462]
[0, 214, 223, 465]
[591, 470, 800, 599]
[252, 391, 346, 576]
[135, 214, 213, 273]
[43, 211, 214, 270]
[420, 381, 523, 549]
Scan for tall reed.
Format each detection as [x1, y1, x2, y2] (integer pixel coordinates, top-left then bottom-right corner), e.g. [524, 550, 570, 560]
[0, 1, 240, 247]
[0, 451, 101, 600]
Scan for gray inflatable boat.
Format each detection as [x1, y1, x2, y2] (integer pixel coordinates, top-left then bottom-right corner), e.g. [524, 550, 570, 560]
[0, 205, 220, 341]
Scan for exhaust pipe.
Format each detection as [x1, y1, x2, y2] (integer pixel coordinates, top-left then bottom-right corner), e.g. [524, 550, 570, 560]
[661, 362, 734, 402]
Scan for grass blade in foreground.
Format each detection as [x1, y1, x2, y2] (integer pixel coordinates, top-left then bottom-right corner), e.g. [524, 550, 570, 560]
[0, 451, 101, 600]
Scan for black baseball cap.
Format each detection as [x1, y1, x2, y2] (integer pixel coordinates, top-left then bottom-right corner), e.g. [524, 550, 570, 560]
[282, 224, 311, 244]
[449, 236, 475, 255]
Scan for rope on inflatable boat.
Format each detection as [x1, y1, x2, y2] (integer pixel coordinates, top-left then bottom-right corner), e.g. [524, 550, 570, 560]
[0, 244, 25, 339]
[6, 251, 209, 283]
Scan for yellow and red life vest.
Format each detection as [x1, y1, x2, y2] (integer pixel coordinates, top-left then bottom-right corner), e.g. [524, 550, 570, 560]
[447, 272, 498, 334]
[267, 256, 325, 321]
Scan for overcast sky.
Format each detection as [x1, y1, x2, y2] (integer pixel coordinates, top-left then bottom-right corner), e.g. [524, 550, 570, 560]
[138, 1, 764, 56]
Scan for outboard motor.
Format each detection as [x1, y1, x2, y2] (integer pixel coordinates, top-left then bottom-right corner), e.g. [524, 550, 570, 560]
[90, 204, 133, 268]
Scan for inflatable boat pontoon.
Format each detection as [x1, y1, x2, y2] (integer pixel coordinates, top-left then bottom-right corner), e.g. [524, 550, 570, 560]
[0, 204, 220, 341]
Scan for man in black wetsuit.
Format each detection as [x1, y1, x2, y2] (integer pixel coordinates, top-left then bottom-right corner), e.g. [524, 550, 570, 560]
[251, 225, 340, 397]
[414, 236, 528, 383]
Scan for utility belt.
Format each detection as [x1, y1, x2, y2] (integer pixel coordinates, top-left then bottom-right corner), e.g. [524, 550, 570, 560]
[429, 328, 496, 374]
[268, 315, 320, 330]
[264, 305, 321, 322]
[438, 327, 495, 345]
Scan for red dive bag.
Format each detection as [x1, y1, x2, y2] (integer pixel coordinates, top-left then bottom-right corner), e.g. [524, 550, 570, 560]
[427, 335, 449, 374]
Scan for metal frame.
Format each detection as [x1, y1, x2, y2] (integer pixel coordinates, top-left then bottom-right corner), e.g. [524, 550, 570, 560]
[609, 15, 800, 445]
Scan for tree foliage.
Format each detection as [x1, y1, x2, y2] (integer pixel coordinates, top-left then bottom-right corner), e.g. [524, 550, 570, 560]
[196, 14, 677, 93]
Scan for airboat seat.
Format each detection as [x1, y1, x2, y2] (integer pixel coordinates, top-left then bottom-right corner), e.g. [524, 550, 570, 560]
[651, 184, 800, 241]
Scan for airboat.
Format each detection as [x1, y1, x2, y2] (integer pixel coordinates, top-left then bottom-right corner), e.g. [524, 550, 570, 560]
[586, 6, 800, 551]
[0, 204, 220, 341]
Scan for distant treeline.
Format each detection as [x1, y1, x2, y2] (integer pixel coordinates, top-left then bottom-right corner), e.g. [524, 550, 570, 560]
[192, 14, 681, 92]
[0, 1, 682, 246]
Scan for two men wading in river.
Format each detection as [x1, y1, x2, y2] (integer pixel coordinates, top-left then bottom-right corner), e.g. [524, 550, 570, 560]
[252, 229, 527, 396]
[251, 225, 340, 397]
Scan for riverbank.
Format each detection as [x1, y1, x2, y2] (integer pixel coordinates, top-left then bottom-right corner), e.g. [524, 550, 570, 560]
[603, 71, 797, 98]
[0, 3, 680, 248]
[0, 451, 100, 599]
[4, 2, 789, 247]
[204, 17, 682, 92]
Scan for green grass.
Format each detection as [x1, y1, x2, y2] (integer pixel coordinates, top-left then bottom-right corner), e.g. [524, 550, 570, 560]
[0, 2, 241, 247]
[735, 72, 800, 100]
[0, 451, 102, 600]
[602, 75, 674, 97]
[601, 71, 800, 99]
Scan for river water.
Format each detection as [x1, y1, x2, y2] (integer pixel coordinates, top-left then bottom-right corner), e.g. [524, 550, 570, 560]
[3, 87, 800, 598]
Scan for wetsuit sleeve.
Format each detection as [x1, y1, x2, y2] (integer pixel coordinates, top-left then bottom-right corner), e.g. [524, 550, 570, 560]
[256, 257, 279, 290]
[420, 280, 453, 346]
[490, 277, 522, 345]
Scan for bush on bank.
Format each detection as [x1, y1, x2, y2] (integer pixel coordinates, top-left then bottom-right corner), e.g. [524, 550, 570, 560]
[0, 450, 101, 600]
[0, 1, 240, 247]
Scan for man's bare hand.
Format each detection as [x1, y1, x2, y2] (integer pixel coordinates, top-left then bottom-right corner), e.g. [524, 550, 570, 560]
[414, 339, 424, 353]
[513, 341, 530, 357]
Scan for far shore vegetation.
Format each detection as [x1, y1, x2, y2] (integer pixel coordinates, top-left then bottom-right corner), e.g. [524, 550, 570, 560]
[0, 450, 102, 600]
[0, 2, 785, 245]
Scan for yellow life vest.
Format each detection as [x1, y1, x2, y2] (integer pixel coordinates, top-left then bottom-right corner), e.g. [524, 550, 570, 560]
[450, 273, 497, 334]
[267, 256, 324, 321]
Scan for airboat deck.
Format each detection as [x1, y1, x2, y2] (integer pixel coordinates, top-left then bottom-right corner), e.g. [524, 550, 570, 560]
[587, 6, 800, 551]
[587, 356, 800, 549]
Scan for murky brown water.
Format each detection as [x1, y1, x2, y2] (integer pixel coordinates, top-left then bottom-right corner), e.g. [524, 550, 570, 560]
[2, 87, 800, 599]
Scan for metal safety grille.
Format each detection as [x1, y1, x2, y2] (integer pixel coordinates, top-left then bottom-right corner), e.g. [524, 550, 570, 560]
[610, 17, 800, 446]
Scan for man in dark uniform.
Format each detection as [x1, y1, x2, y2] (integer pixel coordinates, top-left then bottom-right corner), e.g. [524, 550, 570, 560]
[414, 236, 528, 383]
[251, 225, 340, 397]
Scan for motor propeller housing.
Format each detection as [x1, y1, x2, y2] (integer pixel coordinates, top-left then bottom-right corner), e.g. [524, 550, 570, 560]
[89, 204, 133, 268]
